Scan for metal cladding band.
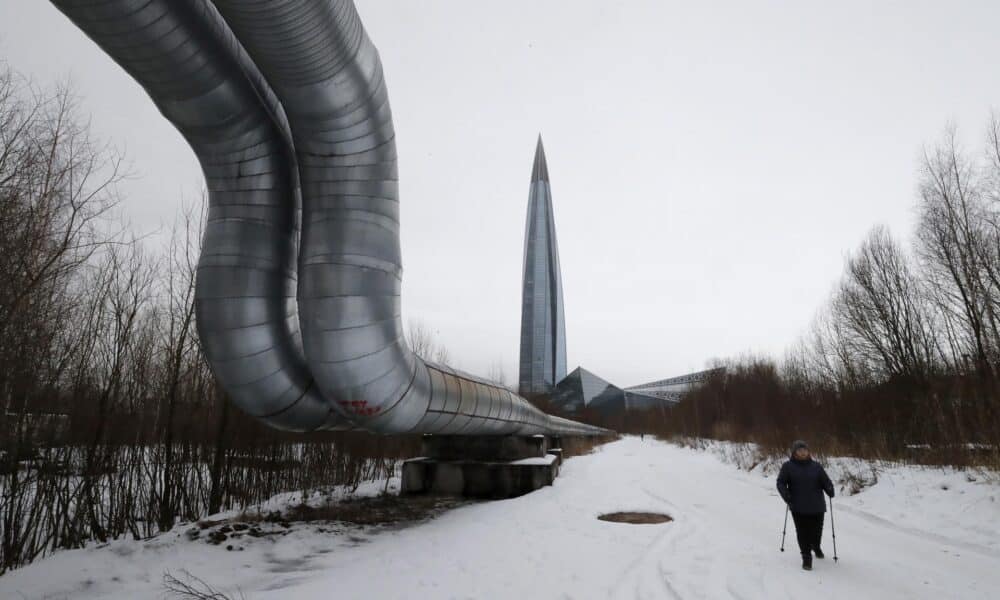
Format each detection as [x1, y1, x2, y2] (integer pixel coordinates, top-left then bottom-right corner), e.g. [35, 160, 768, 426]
[49, 0, 346, 432]
[53, 0, 609, 437]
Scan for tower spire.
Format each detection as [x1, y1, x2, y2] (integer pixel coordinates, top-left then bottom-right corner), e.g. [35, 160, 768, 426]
[531, 134, 549, 182]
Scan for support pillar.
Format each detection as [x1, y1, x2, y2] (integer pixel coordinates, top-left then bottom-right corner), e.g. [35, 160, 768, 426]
[401, 435, 563, 498]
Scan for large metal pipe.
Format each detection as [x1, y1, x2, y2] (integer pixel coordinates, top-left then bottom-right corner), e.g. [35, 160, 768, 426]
[209, 0, 603, 436]
[49, 0, 346, 431]
[52, 0, 609, 437]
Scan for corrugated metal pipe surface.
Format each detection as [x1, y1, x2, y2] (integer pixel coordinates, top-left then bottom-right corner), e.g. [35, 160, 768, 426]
[51, 0, 610, 437]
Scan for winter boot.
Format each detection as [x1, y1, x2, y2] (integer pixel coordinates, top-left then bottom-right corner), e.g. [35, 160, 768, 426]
[814, 547, 825, 559]
[802, 554, 813, 571]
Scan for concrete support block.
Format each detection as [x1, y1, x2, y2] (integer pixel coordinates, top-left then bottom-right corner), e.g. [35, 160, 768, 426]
[401, 453, 560, 499]
[400, 458, 429, 494]
[430, 461, 465, 495]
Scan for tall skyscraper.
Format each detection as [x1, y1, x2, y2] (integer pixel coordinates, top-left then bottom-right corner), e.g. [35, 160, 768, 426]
[518, 136, 568, 396]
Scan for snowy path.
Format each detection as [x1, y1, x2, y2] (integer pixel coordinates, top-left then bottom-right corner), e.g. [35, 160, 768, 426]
[276, 436, 996, 600]
[2, 436, 998, 599]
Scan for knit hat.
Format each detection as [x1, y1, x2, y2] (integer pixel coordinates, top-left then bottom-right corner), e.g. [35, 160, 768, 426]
[791, 440, 809, 454]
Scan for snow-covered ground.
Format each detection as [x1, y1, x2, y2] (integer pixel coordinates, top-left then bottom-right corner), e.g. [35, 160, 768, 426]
[2, 436, 998, 599]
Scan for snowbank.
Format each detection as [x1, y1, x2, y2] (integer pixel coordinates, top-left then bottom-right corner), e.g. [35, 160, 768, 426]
[1, 437, 997, 599]
[693, 437, 1000, 553]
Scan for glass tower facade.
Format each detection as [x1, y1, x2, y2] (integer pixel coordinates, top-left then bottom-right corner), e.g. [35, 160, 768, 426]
[518, 136, 568, 395]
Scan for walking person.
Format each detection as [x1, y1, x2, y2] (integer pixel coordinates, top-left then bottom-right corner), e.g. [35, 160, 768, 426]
[776, 440, 835, 570]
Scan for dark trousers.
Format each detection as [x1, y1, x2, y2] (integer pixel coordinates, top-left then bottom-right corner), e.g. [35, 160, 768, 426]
[791, 512, 824, 556]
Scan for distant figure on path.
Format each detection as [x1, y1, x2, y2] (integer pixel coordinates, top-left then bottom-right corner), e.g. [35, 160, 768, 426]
[776, 440, 835, 571]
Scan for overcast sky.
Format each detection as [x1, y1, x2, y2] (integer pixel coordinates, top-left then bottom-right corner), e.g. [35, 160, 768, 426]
[3, 1, 1000, 387]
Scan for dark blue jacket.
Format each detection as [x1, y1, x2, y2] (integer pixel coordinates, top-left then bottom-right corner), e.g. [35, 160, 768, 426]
[776, 457, 834, 514]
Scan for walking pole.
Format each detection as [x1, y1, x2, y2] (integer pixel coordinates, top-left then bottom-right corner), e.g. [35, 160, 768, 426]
[829, 496, 838, 562]
[780, 504, 789, 552]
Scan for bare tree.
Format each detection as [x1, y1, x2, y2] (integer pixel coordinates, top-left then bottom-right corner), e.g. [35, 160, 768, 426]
[406, 318, 453, 367]
[916, 126, 999, 378]
[0, 65, 128, 566]
[0, 65, 124, 348]
[834, 226, 938, 382]
[486, 359, 510, 389]
[433, 345, 452, 368]
[406, 319, 435, 360]
[155, 200, 203, 531]
[78, 239, 156, 542]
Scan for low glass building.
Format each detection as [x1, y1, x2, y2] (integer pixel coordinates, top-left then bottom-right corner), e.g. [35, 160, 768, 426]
[550, 367, 671, 416]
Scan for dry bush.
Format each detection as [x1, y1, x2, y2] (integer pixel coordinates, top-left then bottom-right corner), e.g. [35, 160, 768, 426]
[559, 434, 618, 458]
[163, 570, 244, 600]
[836, 461, 880, 495]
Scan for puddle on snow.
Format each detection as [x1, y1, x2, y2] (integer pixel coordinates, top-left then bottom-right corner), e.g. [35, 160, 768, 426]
[597, 512, 673, 524]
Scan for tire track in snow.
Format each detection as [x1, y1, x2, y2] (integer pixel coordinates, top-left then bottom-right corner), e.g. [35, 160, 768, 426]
[605, 481, 697, 600]
[637, 485, 731, 600]
[606, 514, 691, 599]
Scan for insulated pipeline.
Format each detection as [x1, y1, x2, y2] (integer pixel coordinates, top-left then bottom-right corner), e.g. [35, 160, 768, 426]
[52, 0, 610, 437]
[50, 0, 346, 431]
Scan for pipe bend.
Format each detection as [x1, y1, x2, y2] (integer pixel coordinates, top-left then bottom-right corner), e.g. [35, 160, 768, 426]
[210, 0, 609, 436]
[51, 0, 346, 431]
[56, 0, 610, 437]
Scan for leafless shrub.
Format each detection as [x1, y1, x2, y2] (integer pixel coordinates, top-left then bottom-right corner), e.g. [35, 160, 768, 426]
[163, 570, 244, 600]
[837, 461, 879, 495]
[560, 434, 617, 458]
[407, 319, 453, 366]
[486, 360, 512, 389]
[834, 226, 939, 383]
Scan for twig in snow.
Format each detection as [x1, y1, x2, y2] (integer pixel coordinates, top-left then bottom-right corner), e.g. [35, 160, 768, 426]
[162, 569, 244, 600]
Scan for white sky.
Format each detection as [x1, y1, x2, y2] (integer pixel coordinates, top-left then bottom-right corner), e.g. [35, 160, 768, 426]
[3, 1, 1000, 387]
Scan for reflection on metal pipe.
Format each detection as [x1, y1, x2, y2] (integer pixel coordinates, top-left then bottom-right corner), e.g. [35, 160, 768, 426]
[50, 0, 346, 432]
[52, 0, 609, 437]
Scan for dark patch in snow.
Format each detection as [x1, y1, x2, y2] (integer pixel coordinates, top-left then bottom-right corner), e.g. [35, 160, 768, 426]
[282, 493, 468, 527]
[598, 511, 673, 524]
